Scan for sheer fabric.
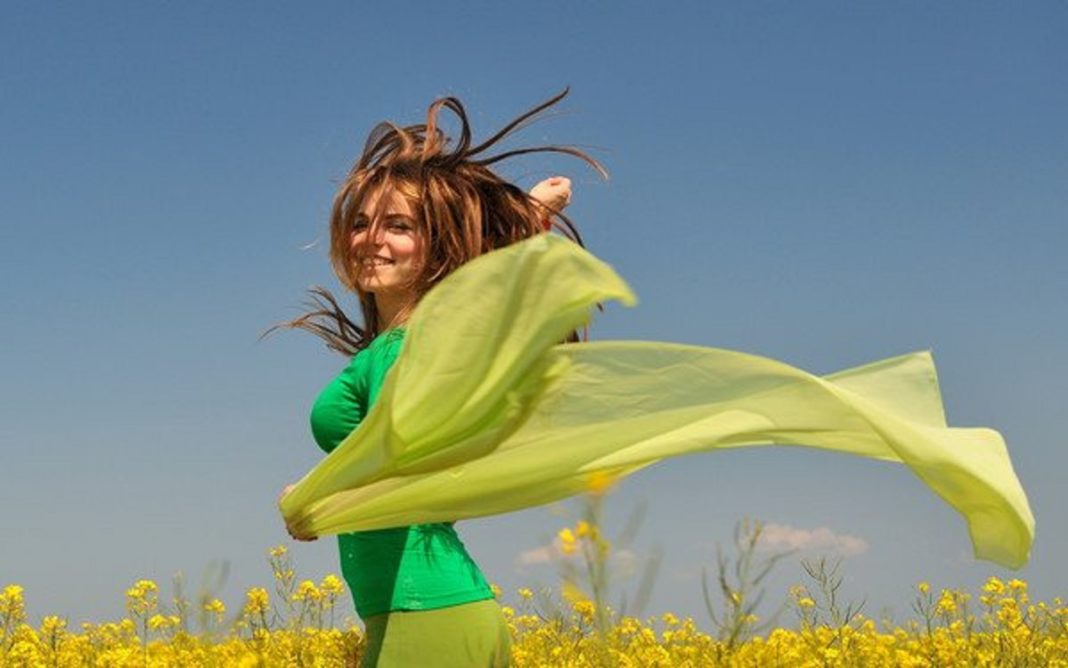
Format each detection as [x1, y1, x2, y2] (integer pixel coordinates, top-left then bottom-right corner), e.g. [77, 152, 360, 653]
[280, 235, 1033, 569]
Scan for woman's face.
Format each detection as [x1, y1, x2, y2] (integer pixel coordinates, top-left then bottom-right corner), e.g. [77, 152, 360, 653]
[350, 186, 424, 300]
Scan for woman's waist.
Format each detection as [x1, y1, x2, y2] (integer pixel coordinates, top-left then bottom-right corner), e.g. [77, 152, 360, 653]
[338, 523, 480, 568]
[338, 526, 492, 617]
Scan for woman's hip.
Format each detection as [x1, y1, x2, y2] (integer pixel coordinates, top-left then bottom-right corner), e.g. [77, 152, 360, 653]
[361, 598, 511, 667]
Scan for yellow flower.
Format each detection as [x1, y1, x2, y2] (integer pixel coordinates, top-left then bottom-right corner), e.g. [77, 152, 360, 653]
[1, 584, 26, 623]
[1008, 578, 1028, 593]
[918, 582, 930, 595]
[799, 597, 816, 609]
[135, 579, 158, 595]
[1, 584, 24, 600]
[269, 545, 288, 558]
[573, 599, 596, 622]
[125, 579, 159, 616]
[148, 614, 172, 630]
[518, 587, 534, 600]
[320, 575, 344, 597]
[7, 640, 40, 663]
[293, 580, 321, 602]
[243, 587, 270, 616]
[575, 520, 592, 538]
[662, 613, 680, 626]
[998, 601, 1022, 626]
[490, 583, 502, 599]
[40, 615, 66, 636]
[557, 528, 577, 555]
[204, 598, 226, 616]
[982, 577, 1005, 595]
[936, 590, 957, 615]
[586, 471, 617, 496]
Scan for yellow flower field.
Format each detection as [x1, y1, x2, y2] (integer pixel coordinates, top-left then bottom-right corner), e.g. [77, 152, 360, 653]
[3, 524, 1066, 666]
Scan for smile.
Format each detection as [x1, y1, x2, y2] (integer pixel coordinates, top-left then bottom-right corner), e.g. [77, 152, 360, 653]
[360, 257, 394, 267]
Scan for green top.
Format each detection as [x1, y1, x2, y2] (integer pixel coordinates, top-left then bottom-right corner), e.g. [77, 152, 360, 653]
[309, 329, 493, 618]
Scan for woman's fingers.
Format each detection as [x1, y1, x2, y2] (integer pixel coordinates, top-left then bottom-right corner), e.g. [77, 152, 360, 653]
[284, 519, 318, 542]
[278, 484, 295, 505]
[280, 484, 317, 541]
[287, 526, 318, 542]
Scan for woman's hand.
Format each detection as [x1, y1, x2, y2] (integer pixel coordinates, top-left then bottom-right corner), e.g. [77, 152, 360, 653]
[279, 484, 318, 542]
[530, 176, 572, 213]
[278, 484, 295, 505]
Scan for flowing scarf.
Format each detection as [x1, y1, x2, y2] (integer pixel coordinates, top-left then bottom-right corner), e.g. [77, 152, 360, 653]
[279, 235, 1033, 569]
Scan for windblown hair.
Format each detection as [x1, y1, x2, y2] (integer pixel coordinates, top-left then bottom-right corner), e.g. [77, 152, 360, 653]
[276, 89, 606, 356]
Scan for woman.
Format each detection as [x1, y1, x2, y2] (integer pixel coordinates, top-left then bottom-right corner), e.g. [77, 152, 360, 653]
[279, 90, 1035, 665]
[279, 90, 601, 667]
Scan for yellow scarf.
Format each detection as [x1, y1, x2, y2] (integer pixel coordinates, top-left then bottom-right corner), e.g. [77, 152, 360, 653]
[280, 235, 1033, 569]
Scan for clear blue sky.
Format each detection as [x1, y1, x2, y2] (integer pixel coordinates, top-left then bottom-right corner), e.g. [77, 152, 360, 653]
[2, 2, 1065, 628]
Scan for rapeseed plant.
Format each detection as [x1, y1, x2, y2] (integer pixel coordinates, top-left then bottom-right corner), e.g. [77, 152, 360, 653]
[701, 518, 793, 654]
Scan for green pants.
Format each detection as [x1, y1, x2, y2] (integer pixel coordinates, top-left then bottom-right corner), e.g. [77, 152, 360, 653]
[361, 599, 511, 667]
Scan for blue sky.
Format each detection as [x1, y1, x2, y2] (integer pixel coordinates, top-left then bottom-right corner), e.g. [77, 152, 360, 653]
[2, 2, 1065, 627]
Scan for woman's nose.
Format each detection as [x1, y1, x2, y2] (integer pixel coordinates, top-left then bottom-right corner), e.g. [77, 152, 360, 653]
[351, 226, 384, 249]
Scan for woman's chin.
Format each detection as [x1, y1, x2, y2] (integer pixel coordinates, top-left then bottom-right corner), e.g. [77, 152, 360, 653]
[358, 281, 407, 298]
[357, 275, 386, 292]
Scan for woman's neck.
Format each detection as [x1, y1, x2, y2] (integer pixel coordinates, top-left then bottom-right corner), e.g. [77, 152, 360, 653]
[374, 292, 412, 332]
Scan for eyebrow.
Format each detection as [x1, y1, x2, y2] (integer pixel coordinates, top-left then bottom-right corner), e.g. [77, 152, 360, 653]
[356, 210, 414, 218]
[353, 213, 416, 225]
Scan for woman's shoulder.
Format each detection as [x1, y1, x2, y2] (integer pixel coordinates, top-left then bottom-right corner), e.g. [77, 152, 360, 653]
[352, 328, 407, 392]
[367, 328, 406, 361]
[344, 328, 405, 367]
[375, 327, 407, 347]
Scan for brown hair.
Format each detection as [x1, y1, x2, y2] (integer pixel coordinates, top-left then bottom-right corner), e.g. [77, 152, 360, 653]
[276, 89, 605, 356]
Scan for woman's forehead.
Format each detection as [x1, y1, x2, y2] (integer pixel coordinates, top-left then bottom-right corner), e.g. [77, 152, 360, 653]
[358, 183, 417, 218]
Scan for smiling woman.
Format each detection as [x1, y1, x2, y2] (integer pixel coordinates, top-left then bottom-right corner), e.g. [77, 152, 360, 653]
[349, 186, 424, 329]
[273, 90, 601, 667]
